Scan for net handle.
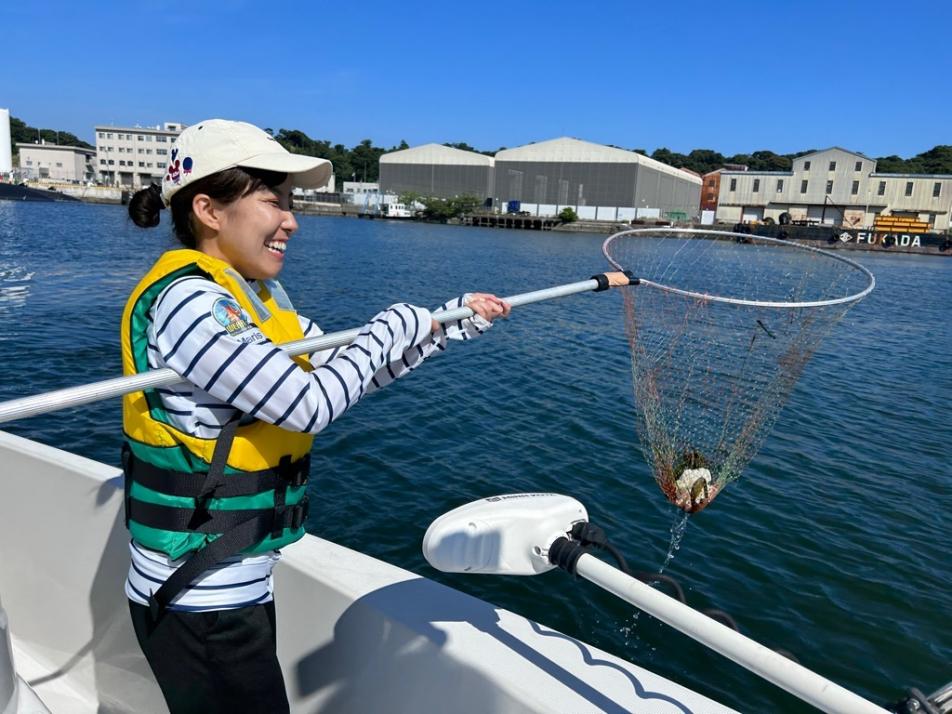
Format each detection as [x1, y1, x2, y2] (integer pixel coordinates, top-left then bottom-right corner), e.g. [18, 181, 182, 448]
[602, 228, 876, 309]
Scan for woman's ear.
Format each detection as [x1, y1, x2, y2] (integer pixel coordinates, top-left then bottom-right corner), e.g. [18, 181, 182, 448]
[191, 193, 221, 233]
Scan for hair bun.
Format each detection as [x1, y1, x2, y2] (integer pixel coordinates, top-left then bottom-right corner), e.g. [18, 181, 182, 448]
[128, 183, 165, 228]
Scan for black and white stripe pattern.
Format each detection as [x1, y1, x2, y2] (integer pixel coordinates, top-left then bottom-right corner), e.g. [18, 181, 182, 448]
[125, 541, 279, 612]
[145, 277, 438, 436]
[128, 276, 490, 611]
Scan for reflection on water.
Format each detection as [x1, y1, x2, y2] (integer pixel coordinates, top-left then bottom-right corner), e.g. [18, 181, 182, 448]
[0, 264, 34, 315]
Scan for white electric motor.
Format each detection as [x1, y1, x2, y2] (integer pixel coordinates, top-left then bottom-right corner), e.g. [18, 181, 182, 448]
[422, 493, 588, 575]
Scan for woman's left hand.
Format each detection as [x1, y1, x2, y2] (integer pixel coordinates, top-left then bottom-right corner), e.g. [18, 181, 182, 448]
[466, 293, 511, 323]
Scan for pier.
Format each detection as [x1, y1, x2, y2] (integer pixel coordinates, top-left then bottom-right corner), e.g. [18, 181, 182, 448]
[462, 214, 561, 231]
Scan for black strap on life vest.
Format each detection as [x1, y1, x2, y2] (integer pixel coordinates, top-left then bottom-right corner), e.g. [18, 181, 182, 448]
[121, 444, 309, 500]
[125, 498, 309, 534]
[120, 420, 310, 620]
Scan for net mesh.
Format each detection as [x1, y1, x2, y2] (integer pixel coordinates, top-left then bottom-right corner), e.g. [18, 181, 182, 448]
[604, 229, 873, 512]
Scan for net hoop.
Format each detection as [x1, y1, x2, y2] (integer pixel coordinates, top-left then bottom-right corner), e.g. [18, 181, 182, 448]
[602, 228, 876, 309]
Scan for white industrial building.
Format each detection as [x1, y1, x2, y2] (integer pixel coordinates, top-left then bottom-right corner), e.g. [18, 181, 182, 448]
[379, 144, 494, 201]
[493, 138, 701, 221]
[16, 143, 96, 183]
[342, 180, 378, 195]
[380, 137, 702, 221]
[95, 122, 184, 188]
[716, 147, 952, 230]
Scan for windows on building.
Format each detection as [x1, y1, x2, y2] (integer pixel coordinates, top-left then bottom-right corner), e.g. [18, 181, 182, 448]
[826, 180, 833, 194]
[855, 161, 862, 171]
[934, 182, 942, 198]
[851, 181, 859, 195]
[98, 132, 104, 139]
[729, 178, 737, 191]
[137, 135, 145, 141]
[156, 136, 167, 143]
[801, 180, 808, 193]
[108, 160, 114, 165]
[829, 161, 836, 171]
[55, 162, 62, 168]
[878, 181, 886, 196]
[156, 148, 167, 155]
[139, 162, 145, 167]
[905, 181, 914, 196]
[776, 179, 784, 192]
[804, 161, 811, 170]
[752, 178, 760, 192]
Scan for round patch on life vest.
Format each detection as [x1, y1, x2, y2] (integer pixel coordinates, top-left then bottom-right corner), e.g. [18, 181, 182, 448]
[212, 297, 252, 335]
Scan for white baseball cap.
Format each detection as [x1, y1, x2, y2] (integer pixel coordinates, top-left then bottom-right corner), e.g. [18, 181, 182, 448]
[161, 119, 333, 205]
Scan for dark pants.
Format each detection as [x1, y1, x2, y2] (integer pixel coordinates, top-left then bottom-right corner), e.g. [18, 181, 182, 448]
[129, 601, 290, 714]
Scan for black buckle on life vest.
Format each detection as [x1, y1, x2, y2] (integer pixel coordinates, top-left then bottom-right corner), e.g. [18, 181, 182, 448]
[188, 491, 216, 530]
[275, 499, 309, 532]
[286, 453, 310, 487]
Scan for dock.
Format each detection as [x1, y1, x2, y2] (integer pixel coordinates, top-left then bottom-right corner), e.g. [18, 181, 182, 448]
[462, 214, 561, 230]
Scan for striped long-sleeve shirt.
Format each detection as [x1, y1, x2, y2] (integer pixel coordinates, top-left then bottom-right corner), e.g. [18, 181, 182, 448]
[126, 275, 490, 611]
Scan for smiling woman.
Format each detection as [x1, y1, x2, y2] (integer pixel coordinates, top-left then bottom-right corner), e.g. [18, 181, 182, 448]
[121, 119, 510, 713]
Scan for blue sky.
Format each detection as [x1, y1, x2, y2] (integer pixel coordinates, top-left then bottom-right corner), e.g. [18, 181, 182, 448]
[2, 0, 948, 157]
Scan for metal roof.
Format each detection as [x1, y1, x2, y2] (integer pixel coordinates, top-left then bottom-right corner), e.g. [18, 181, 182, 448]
[495, 137, 701, 184]
[798, 147, 872, 160]
[380, 143, 494, 166]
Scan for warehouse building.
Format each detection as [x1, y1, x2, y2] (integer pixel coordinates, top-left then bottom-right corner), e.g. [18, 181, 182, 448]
[716, 147, 952, 230]
[379, 144, 494, 201]
[379, 137, 702, 221]
[493, 137, 702, 221]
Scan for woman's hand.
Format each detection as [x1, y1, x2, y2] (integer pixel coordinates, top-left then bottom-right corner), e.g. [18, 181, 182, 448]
[466, 293, 511, 322]
[430, 293, 511, 332]
[604, 271, 631, 287]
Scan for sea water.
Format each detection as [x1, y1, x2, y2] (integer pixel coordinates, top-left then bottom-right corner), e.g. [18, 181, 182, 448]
[0, 200, 949, 712]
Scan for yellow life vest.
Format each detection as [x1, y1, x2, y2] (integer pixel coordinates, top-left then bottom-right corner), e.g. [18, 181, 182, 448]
[121, 249, 313, 566]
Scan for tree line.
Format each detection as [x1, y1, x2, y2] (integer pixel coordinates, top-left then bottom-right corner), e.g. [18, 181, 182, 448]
[269, 130, 952, 179]
[642, 145, 952, 175]
[10, 115, 952, 178]
[9, 116, 94, 160]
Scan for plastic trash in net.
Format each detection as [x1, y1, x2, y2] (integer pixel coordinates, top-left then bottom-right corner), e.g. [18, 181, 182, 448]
[603, 229, 875, 512]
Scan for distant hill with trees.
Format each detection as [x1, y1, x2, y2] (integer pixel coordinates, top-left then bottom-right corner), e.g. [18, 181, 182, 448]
[270, 127, 952, 181]
[643, 145, 952, 175]
[9, 115, 950, 179]
[9, 115, 93, 162]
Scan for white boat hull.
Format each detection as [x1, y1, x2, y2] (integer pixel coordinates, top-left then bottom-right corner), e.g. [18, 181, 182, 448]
[0, 430, 735, 713]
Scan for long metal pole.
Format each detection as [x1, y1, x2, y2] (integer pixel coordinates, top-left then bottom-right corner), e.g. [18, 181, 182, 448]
[0, 279, 604, 425]
[574, 553, 888, 714]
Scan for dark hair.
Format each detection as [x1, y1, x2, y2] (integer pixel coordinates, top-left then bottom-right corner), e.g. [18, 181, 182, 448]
[128, 167, 288, 248]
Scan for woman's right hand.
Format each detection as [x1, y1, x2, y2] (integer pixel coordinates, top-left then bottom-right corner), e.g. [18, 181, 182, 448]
[430, 293, 511, 332]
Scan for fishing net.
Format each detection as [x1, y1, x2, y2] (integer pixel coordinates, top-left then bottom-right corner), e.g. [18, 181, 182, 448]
[603, 229, 875, 512]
